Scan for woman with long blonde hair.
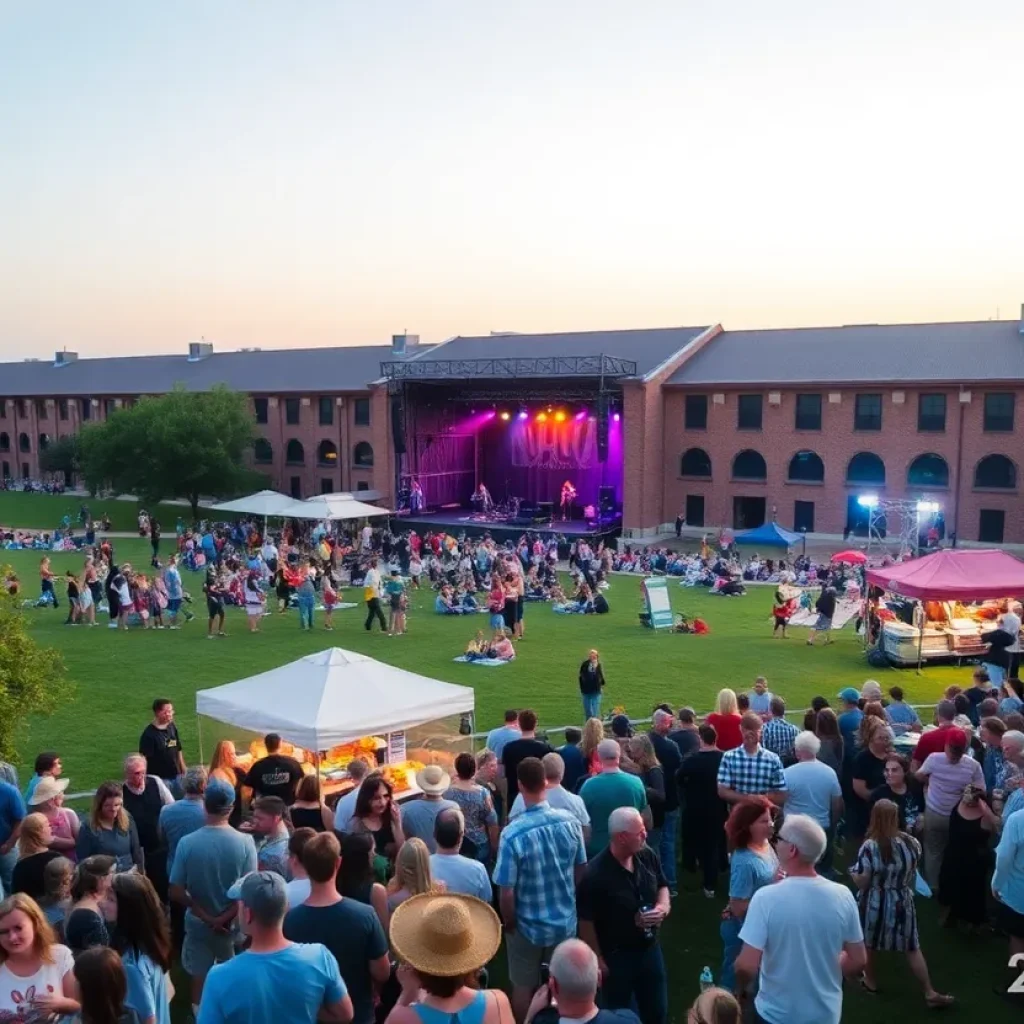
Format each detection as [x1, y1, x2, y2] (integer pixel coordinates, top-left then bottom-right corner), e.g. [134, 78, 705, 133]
[11, 813, 61, 901]
[707, 689, 742, 750]
[580, 717, 605, 776]
[208, 740, 247, 827]
[386, 838, 441, 912]
[75, 783, 142, 873]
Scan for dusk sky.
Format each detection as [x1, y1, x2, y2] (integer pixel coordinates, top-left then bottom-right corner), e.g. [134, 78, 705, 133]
[1, 1, 1021, 360]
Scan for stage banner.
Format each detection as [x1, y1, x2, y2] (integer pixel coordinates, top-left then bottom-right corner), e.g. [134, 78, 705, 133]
[642, 577, 674, 630]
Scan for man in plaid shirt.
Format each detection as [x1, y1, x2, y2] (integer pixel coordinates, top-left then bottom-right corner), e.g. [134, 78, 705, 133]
[493, 756, 587, 1021]
[717, 712, 788, 807]
[762, 697, 800, 763]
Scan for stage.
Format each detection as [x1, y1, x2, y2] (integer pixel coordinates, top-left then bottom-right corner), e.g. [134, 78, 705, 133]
[395, 507, 622, 544]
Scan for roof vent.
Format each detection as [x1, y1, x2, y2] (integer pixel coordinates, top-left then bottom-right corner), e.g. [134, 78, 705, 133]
[392, 333, 420, 355]
[54, 350, 78, 367]
[188, 339, 214, 362]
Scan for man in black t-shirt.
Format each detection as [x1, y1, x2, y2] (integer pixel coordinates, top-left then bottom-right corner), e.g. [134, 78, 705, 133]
[677, 724, 727, 896]
[248, 733, 304, 805]
[139, 698, 185, 790]
[501, 709, 552, 805]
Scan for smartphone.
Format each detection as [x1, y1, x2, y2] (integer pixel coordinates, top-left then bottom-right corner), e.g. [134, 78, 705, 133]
[539, 962, 550, 987]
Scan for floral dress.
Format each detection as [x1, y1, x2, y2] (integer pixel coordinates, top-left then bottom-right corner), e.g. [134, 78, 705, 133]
[855, 834, 921, 951]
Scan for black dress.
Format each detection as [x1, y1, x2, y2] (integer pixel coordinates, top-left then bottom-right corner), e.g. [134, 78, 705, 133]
[290, 805, 328, 833]
[937, 806, 992, 925]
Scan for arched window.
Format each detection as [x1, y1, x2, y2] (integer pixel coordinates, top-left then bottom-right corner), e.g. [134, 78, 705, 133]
[38, 433, 49, 450]
[18, 433, 30, 453]
[787, 450, 824, 482]
[732, 449, 766, 481]
[846, 452, 886, 485]
[317, 440, 338, 465]
[680, 448, 712, 478]
[353, 441, 374, 468]
[253, 438, 273, 464]
[285, 439, 305, 465]
[907, 453, 949, 488]
[0, 433, 8, 452]
[974, 454, 1016, 490]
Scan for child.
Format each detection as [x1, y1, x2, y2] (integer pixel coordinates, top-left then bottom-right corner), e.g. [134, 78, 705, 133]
[323, 576, 338, 631]
[386, 569, 407, 635]
[464, 630, 487, 660]
[487, 580, 505, 631]
[149, 575, 167, 629]
[244, 571, 265, 633]
[64, 571, 81, 625]
[408, 553, 422, 589]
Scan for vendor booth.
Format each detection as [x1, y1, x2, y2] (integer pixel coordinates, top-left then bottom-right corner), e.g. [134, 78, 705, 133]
[206, 489, 297, 517]
[195, 647, 474, 802]
[278, 494, 391, 521]
[866, 549, 1024, 669]
[732, 522, 803, 548]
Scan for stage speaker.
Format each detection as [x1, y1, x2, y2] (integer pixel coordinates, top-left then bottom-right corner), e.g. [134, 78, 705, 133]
[537, 501, 554, 521]
[599, 486, 615, 514]
[596, 394, 609, 461]
[391, 396, 406, 455]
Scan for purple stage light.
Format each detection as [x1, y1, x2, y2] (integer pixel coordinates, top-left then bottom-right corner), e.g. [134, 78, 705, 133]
[612, 412, 621, 422]
[518, 410, 528, 420]
[575, 410, 586, 421]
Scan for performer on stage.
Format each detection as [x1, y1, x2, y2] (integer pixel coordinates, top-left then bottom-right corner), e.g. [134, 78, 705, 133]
[560, 479, 577, 521]
[473, 482, 493, 513]
[409, 479, 424, 513]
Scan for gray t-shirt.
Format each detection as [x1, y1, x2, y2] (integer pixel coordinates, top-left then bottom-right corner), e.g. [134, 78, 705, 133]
[429, 853, 493, 902]
[169, 824, 257, 930]
[160, 798, 207, 869]
[782, 761, 841, 829]
[400, 798, 458, 853]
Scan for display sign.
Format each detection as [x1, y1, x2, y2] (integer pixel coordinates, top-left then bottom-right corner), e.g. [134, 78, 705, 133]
[642, 577, 674, 630]
[387, 730, 406, 764]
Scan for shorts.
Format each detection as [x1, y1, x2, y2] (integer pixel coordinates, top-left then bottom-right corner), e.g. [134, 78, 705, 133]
[814, 614, 833, 631]
[505, 929, 556, 989]
[182, 919, 236, 977]
[207, 598, 224, 619]
[489, 612, 505, 630]
[516, 596, 525, 623]
[246, 605, 263, 618]
[167, 599, 182, 613]
[503, 600, 517, 631]
[389, 594, 402, 611]
[997, 899, 1024, 939]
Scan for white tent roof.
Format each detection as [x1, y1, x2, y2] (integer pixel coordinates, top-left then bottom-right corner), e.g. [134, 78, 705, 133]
[278, 494, 391, 520]
[206, 489, 296, 516]
[195, 647, 474, 749]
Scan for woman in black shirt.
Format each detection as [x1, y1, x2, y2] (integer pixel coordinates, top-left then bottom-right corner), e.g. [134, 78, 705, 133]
[868, 754, 925, 834]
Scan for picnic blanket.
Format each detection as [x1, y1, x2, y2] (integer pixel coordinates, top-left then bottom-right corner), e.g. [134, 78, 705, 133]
[452, 655, 511, 666]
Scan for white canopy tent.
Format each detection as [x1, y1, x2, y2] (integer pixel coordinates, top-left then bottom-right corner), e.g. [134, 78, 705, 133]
[205, 489, 297, 517]
[195, 647, 474, 752]
[278, 494, 391, 521]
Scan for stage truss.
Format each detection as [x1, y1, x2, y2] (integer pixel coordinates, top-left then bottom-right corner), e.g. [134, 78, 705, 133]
[866, 499, 926, 561]
[380, 354, 638, 381]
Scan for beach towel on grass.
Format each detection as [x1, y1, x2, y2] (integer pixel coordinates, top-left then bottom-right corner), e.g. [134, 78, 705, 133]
[453, 655, 512, 666]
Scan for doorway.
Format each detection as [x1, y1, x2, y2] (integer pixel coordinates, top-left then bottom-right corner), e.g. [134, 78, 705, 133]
[732, 496, 766, 530]
[685, 494, 705, 528]
[289, 476, 302, 499]
[793, 500, 815, 533]
[979, 509, 1005, 544]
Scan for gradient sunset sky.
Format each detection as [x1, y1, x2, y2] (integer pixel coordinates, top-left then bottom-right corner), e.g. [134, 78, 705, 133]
[1, 1, 1021, 359]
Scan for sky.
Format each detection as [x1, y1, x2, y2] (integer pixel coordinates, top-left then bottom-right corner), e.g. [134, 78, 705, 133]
[1, 1, 1022, 359]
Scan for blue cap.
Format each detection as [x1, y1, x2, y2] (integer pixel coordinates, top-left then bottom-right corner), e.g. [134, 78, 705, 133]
[204, 778, 235, 815]
[837, 687, 860, 703]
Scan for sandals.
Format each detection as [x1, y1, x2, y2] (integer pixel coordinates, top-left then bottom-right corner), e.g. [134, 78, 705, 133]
[925, 994, 954, 1010]
[859, 976, 878, 995]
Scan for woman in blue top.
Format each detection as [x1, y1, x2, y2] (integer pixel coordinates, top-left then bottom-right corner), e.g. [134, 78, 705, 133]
[720, 796, 779, 992]
[113, 872, 173, 1024]
[1000, 677, 1024, 716]
[884, 686, 923, 736]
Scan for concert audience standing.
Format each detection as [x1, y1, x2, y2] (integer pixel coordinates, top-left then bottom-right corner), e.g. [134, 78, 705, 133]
[782, 732, 842, 874]
[245, 796, 290, 876]
[111, 872, 174, 1024]
[884, 686, 923, 735]
[443, 753, 499, 862]
[247, 733, 304, 806]
[578, 649, 606, 722]
[159, 767, 208, 867]
[66, 854, 115, 956]
[716, 714, 787, 806]
[556, 728, 588, 795]
[291, 774, 336, 833]
[23, 751, 63, 805]
[647, 710, 682, 895]
[848, 719, 892, 849]
[30, 776, 78, 862]
[669, 708, 701, 760]
[706, 691, 742, 752]
[509, 753, 591, 842]
[429, 809, 492, 902]
[936, 781, 999, 928]
[500, 711, 553, 807]
[400, 767, 458, 854]
[386, 838, 434, 912]
[0, 778, 26, 895]
[678, 725, 727, 897]
[580, 741, 649, 857]
[333, 758, 370, 832]
[138, 700, 185, 794]
[284, 827, 315, 908]
[909, 699, 957, 772]
[121, 755, 174, 902]
[76, 783, 144, 873]
[346, 776, 405, 863]
[337, 832, 390, 932]
[10, 814, 61, 899]
[993, 804, 1024, 997]
[760, 699, 798, 763]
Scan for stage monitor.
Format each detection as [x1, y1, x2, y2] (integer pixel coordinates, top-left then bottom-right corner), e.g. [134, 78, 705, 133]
[599, 486, 616, 514]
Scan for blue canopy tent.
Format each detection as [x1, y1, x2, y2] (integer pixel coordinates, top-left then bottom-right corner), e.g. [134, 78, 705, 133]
[733, 522, 803, 548]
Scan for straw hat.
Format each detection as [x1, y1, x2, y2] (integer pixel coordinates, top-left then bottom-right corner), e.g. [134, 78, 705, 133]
[28, 777, 69, 806]
[389, 893, 501, 977]
[415, 764, 451, 796]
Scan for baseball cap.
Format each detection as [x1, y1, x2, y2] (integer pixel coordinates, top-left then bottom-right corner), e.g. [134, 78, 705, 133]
[611, 714, 633, 738]
[204, 778, 235, 816]
[837, 687, 860, 704]
[226, 870, 287, 923]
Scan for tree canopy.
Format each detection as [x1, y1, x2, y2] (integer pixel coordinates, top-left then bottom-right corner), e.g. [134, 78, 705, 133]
[78, 386, 264, 517]
[39, 433, 81, 481]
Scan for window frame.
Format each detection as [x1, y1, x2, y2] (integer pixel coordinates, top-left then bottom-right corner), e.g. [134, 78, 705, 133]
[284, 398, 301, 426]
[736, 394, 763, 431]
[684, 394, 708, 431]
[318, 396, 334, 427]
[353, 397, 371, 427]
[794, 393, 822, 431]
[253, 398, 269, 424]
[917, 393, 947, 433]
[983, 392, 1015, 433]
[854, 393, 883, 431]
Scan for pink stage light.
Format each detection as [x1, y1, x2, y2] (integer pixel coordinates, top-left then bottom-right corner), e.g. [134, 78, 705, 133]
[485, 410, 496, 419]
[517, 410, 528, 420]
[575, 410, 586, 421]
[613, 412, 621, 422]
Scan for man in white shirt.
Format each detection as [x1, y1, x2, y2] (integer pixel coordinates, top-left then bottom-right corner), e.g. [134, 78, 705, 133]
[782, 732, 843, 875]
[736, 814, 865, 1024]
[261, 539, 279, 570]
[429, 808, 492, 902]
[285, 828, 313, 908]
[1002, 601, 1022, 679]
[361, 524, 373, 552]
[509, 753, 591, 845]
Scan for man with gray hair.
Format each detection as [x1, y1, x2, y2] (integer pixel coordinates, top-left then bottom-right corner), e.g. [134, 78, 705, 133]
[999, 730, 1024, 821]
[783, 732, 842, 875]
[736, 814, 865, 1024]
[509, 753, 591, 841]
[430, 807, 492, 901]
[122, 752, 175, 901]
[580, 740, 650, 856]
[160, 765, 209, 869]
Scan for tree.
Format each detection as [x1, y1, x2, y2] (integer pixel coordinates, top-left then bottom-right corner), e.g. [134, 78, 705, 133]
[39, 433, 81, 481]
[0, 566, 73, 762]
[79, 386, 262, 518]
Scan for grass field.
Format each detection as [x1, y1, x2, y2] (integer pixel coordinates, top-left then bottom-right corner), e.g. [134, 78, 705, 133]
[1, 530, 1019, 1021]
[0, 490, 223, 533]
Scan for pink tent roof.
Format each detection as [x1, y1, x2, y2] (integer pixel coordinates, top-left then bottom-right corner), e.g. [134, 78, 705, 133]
[866, 549, 1024, 601]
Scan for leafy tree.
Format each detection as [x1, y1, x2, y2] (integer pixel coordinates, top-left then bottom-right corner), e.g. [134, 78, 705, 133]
[79, 386, 261, 518]
[0, 566, 72, 762]
[39, 433, 81, 481]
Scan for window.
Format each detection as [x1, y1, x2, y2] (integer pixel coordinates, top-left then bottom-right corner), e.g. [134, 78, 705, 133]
[846, 452, 885, 485]
[733, 496, 766, 529]
[1, 461, 7, 479]
[80, 399, 92, 421]
[979, 509, 1005, 544]
[35, 399, 47, 420]
[684, 395, 708, 430]
[917, 393, 946, 432]
[0, 399, 5, 419]
[21, 463, 28, 479]
[58, 399, 68, 421]
[253, 398, 268, 424]
[794, 394, 821, 431]
[104, 399, 116, 418]
[0, 433, 8, 452]
[354, 398, 371, 427]
[317, 439, 338, 465]
[356, 481, 370, 491]
[679, 448, 712, 478]
[38, 433, 49, 450]
[737, 394, 763, 430]
[320, 478, 334, 494]
[18, 433, 30, 452]
[907, 453, 949, 488]
[854, 394, 882, 431]
[253, 438, 273, 464]
[794, 500, 815, 533]
[318, 397, 334, 426]
[286, 439, 305, 464]
[685, 494, 705, 527]
[353, 441, 374, 467]
[16, 400, 27, 418]
[732, 449, 767, 480]
[787, 450, 824, 482]
[974, 454, 1016, 490]
[285, 398, 301, 425]
[984, 392, 1015, 432]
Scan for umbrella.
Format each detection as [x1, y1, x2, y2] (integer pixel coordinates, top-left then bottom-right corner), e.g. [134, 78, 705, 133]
[831, 550, 867, 565]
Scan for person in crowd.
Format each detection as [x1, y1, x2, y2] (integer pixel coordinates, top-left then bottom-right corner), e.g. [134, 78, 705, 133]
[121, 755, 174, 901]
[138, 699, 185, 795]
[72, 945, 134, 1022]
[163, 554, 189, 629]
[556, 727, 588, 796]
[627, 735, 666, 853]
[813, 708, 844, 774]
[937, 783, 999, 930]
[909, 699, 958, 773]
[747, 677, 773, 717]
[296, 567, 317, 631]
[363, 556, 387, 632]
[510, 752, 591, 840]
[291, 775, 336, 834]
[806, 583, 837, 647]
[1000, 677, 1024, 717]
[980, 716, 1007, 792]
[961, 668, 991, 728]
[24, 753, 63, 804]
[387, 837, 438, 911]
[647, 710, 682, 895]
[580, 717, 606, 778]
[669, 708, 701, 760]
[198, 870, 352, 1024]
[443, 753, 499, 862]
[347, 775, 405, 864]
[868, 754, 924, 834]
[207, 741, 248, 829]
[577, 807, 670, 1024]
[719, 797, 779, 993]
[169, 779, 257, 1015]
[716, 713, 787, 807]
[203, 565, 227, 639]
[706, 690, 743, 752]
[429, 809, 492, 902]
[247, 733, 304, 806]
[37, 855, 73, 938]
[761, 698, 798, 763]
[501, 710, 554, 807]
[66, 854, 116, 955]
[849, 718, 892, 848]
[578, 649, 606, 722]
[76, 782, 144, 873]
[734, 814, 865, 1023]
[29, 776, 78, 862]
[884, 686, 923, 736]
[159, 766, 208, 871]
[284, 828, 315, 908]
[851, 799, 953, 1006]
[0, 776, 26, 896]
[0, 892, 79, 1019]
[485, 710, 521, 761]
[401, 767, 458, 854]
[580, 740, 649, 856]
[112, 872, 174, 1024]
[836, 686, 863, 758]
[333, 759, 370, 833]
[242, 796, 290, 876]
[493, 757, 587, 1022]
[385, 892, 511, 1024]
[678, 724, 727, 898]
[783, 732, 842, 875]
[285, 832, 390, 1024]
[243, 569, 266, 632]
[11, 813, 61, 899]
[685, 988, 740, 1024]
[916, 728, 984, 890]
[992, 800, 1024, 999]
[337, 832, 390, 932]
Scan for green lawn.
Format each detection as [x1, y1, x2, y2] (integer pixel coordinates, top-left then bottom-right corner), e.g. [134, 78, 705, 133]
[0, 490, 221, 533]
[1, 536, 1018, 1022]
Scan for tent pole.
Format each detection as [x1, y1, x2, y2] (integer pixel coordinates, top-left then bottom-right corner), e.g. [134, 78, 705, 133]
[315, 750, 322, 801]
[197, 715, 205, 765]
[916, 602, 925, 675]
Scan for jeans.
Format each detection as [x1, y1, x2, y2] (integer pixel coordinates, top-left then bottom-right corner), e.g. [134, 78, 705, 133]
[987, 663, 1006, 687]
[0, 847, 17, 896]
[719, 915, 743, 992]
[298, 599, 314, 629]
[41, 578, 58, 607]
[365, 598, 387, 631]
[659, 808, 680, 888]
[582, 692, 602, 721]
[603, 943, 668, 1024]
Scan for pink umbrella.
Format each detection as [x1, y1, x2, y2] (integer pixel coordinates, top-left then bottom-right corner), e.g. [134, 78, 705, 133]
[831, 550, 867, 565]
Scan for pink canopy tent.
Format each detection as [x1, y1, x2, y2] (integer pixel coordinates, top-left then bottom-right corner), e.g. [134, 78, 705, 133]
[866, 549, 1024, 601]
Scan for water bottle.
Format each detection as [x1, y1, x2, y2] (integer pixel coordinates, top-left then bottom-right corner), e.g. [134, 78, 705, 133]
[699, 966, 714, 992]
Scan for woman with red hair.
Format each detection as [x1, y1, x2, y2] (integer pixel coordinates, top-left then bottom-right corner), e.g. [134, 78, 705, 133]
[719, 796, 779, 993]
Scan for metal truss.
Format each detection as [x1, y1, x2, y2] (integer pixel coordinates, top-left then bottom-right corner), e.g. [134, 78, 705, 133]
[866, 499, 929, 561]
[380, 354, 638, 381]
